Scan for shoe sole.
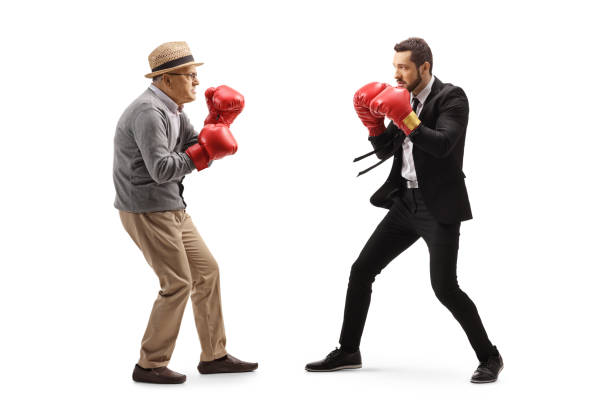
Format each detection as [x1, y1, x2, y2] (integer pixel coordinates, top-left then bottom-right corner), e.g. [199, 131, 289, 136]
[198, 365, 258, 374]
[305, 364, 362, 372]
[198, 369, 257, 374]
[132, 376, 186, 384]
[470, 365, 503, 383]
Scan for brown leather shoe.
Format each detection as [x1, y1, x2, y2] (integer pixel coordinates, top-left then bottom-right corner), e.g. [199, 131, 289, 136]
[197, 354, 258, 374]
[132, 364, 186, 384]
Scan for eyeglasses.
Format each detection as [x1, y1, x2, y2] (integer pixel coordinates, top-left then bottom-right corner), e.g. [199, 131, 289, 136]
[166, 72, 198, 81]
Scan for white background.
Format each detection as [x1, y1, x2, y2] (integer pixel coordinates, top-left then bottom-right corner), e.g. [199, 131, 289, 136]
[2, 0, 611, 406]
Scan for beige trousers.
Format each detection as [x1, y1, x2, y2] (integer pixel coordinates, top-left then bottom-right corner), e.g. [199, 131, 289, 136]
[119, 209, 227, 368]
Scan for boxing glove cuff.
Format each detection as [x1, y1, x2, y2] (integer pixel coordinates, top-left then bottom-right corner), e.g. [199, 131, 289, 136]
[402, 111, 421, 132]
[185, 144, 211, 171]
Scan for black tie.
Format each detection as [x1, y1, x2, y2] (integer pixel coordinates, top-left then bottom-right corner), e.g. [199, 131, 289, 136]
[412, 97, 420, 116]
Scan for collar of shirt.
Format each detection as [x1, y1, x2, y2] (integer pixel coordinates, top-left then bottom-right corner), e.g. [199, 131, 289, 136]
[149, 84, 181, 114]
[411, 75, 436, 112]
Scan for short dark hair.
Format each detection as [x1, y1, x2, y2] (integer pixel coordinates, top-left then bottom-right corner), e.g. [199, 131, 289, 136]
[394, 37, 433, 74]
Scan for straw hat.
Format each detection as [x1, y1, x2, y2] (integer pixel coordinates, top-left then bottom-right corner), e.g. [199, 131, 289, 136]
[144, 41, 203, 78]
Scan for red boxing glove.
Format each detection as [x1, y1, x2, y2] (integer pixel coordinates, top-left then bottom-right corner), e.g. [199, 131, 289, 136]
[185, 124, 238, 171]
[369, 86, 421, 137]
[204, 85, 245, 126]
[353, 82, 390, 137]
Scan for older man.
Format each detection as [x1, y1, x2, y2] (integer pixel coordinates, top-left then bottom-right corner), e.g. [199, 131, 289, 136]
[113, 41, 257, 384]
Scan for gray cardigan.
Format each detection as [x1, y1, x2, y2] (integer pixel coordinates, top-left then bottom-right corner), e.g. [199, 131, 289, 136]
[113, 88, 199, 213]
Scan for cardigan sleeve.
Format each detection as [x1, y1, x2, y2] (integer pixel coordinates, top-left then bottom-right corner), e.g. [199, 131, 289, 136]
[133, 108, 195, 184]
[181, 113, 200, 150]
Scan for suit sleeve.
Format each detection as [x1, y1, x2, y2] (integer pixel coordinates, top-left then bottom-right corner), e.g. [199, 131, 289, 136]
[368, 122, 404, 160]
[133, 108, 195, 184]
[409, 87, 469, 158]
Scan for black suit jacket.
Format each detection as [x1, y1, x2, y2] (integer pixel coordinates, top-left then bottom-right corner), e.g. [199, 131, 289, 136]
[368, 77, 472, 224]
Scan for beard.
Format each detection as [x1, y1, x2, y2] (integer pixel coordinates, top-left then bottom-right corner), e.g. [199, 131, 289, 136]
[405, 69, 422, 93]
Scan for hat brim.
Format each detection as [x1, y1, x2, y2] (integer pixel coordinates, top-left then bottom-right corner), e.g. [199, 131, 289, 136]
[145, 61, 204, 78]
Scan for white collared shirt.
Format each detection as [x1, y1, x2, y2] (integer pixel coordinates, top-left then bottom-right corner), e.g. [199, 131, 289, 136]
[401, 75, 435, 188]
[149, 84, 181, 148]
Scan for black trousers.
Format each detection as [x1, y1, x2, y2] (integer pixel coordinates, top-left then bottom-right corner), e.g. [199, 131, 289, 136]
[339, 188, 495, 362]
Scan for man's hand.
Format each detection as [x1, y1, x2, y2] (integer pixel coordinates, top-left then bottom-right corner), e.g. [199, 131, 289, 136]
[353, 82, 390, 137]
[369, 86, 421, 137]
[185, 124, 238, 171]
[204, 85, 245, 126]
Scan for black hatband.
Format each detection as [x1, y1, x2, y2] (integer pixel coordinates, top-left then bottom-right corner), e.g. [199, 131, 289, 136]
[152, 55, 195, 72]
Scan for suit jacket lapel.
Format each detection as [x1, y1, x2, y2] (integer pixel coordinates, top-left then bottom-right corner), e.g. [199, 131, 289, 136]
[418, 77, 443, 121]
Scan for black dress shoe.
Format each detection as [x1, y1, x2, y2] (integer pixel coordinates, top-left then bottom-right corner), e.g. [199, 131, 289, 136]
[132, 364, 186, 384]
[305, 348, 362, 372]
[471, 349, 503, 383]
